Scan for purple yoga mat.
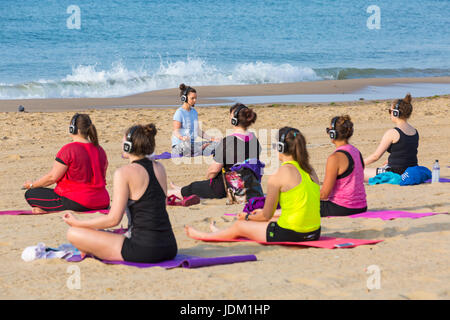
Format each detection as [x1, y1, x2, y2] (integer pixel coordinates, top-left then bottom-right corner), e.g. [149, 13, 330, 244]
[149, 152, 181, 160]
[0, 209, 109, 216]
[424, 178, 450, 183]
[149, 151, 207, 160]
[67, 253, 257, 269]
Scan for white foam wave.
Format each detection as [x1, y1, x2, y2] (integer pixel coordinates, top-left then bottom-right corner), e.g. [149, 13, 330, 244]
[0, 58, 320, 99]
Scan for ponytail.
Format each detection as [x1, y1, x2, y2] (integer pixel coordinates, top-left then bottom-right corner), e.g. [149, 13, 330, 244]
[279, 127, 313, 175]
[74, 114, 100, 147]
[87, 123, 99, 147]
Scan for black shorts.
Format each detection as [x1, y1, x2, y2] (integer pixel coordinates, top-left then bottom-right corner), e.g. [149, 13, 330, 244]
[320, 200, 367, 217]
[266, 222, 321, 242]
[24, 187, 94, 212]
[121, 238, 178, 263]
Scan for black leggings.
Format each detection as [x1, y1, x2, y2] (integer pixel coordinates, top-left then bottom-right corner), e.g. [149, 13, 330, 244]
[181, 175, 226, 199]
[25, 187, 92, 212]
[320, 200, 367, 217]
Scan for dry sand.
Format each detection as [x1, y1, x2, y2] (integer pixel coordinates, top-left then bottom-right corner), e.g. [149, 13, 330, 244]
[0, 88, 449, 300]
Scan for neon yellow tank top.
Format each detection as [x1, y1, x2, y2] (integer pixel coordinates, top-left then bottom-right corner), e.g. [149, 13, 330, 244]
[276, 161, 321, 233]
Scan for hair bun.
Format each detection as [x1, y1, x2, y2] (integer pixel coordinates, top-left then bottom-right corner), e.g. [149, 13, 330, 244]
[403, 93, 412, 104]
[143, 123, 157, 137]
[179, 83, 187, 91]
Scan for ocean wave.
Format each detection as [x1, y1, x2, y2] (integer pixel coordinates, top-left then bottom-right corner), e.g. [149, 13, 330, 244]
[0, 59, 448, 99]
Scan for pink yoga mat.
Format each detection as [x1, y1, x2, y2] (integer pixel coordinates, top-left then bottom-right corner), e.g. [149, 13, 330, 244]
[0, 209, 109, 216]
[191, 236, 382, 249]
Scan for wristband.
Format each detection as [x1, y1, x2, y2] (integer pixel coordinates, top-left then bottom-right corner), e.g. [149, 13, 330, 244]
[245, 212, 250, 221]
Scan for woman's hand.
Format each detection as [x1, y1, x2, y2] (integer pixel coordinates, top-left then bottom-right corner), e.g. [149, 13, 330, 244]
[23, 181, 33, 189]
[63, 212, 80, 227]
[237, 209, 263, 221]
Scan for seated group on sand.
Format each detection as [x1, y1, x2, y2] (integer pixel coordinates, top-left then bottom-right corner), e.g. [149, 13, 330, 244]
[22, 85, 418, 264]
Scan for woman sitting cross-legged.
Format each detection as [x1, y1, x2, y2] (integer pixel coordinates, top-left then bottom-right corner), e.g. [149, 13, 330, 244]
[63, 124, 177, 263]
[185, 127, 321, 243]
[23, 113, 109, 214]
[320, 115, 367, 217]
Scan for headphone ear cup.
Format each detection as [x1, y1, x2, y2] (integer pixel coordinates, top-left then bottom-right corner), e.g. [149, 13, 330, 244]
[329, 130, 337, 140]
[392, 110, 400, 117]
[277, 142, 284, 153]
[231, 117, 238, 126]
[181, 95, 187, 103]
[123, 141, 132, 153]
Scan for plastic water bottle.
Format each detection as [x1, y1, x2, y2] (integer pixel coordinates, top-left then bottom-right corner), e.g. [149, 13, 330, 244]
[431, 160, 440, 183]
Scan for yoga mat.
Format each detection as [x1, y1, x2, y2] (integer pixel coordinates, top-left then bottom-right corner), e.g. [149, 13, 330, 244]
[67, 253, 257, 269]
[424, 178, 450, 183]
[0, 209, 109, 216]
[345, 210, 447, 220]
[149, 151, 206, 160]
[225, 211, 447, 220]
[190, 236, 382, 249]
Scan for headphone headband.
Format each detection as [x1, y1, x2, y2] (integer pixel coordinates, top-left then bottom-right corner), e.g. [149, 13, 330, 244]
[392, 99, 402, 117]
[328, 116, 339, 140]
[181, 86, 192, 104]
[69, 113, 80, 134]
[123, 125, 139, 153]
[276, 128, 300, 153]
[231, 104, 248, 126]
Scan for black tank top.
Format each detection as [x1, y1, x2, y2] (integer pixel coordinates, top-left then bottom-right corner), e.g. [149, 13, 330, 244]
[126, 158, 177, 248]
[387, 127, 419, 169]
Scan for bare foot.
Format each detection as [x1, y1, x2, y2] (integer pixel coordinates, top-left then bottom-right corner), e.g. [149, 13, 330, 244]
[184, 225, 207, 240]
[209, 221, 219, 232]
[31, 207, 48, 215]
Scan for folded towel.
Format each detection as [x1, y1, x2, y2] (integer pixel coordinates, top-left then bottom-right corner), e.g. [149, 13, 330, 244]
[368, 172, 402, 185]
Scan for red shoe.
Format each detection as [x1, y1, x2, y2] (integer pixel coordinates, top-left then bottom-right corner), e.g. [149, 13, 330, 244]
[167, 194, 200, 207]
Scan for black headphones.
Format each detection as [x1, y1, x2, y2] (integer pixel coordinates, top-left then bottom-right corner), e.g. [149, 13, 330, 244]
[392, 99, 402, 117]
[69, 113, 80, 134]
[231, 104, 248, 126]
[181, 86, 193, 105]
[327, 116, 339, 140]
[276, 128, 300, 153]
[123, 126, 138, 153]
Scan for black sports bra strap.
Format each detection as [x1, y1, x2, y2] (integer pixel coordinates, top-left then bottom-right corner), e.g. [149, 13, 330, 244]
[335, 150, 354, 180]
[359, 151, 365, 169]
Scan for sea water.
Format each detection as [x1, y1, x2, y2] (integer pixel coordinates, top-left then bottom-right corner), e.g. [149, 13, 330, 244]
[0, 0, 449, 99]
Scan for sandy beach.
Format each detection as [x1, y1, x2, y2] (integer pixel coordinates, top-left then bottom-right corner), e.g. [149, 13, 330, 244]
[0, 81, 449, 300]
[1, 76, 450, 112]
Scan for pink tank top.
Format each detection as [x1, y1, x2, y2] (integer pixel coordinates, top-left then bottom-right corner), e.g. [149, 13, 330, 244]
[327, 144, 367, 209]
